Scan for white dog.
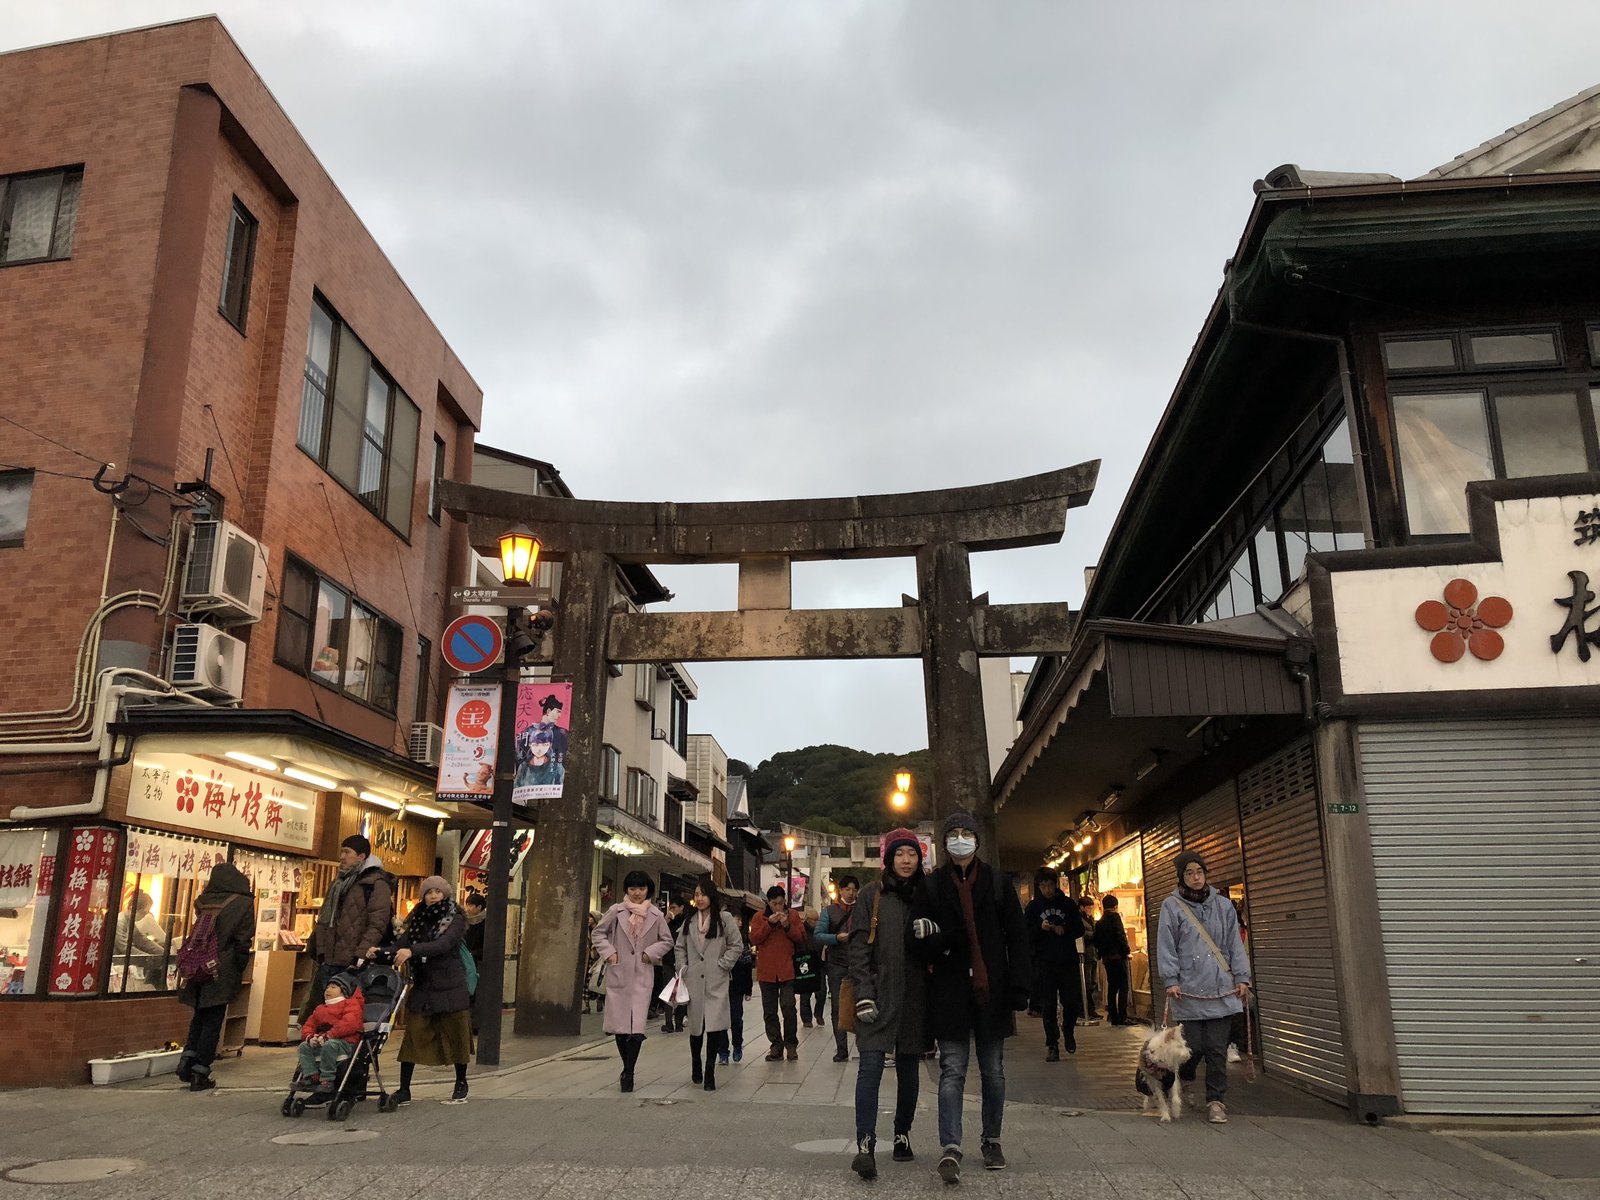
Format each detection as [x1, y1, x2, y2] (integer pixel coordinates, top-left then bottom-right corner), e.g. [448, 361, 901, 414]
[1135, 1024, 1191, 1124]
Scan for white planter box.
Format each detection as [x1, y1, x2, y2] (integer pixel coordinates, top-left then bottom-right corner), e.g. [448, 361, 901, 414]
[146, 1050, 183, 1076]
[88, 1056, 151, 1085]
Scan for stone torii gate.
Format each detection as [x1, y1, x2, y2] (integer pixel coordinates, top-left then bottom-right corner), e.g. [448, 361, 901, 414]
[440, 461, 1097, 1037]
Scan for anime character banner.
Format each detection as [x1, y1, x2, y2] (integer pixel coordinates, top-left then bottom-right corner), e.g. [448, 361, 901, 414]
[512, 682, 571, 805]
[437, 682, 502, 803]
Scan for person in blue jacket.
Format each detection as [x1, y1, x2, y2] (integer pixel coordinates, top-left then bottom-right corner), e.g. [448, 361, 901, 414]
[813, 873, 860, 1062]
[1156, 851, 1252, 1125]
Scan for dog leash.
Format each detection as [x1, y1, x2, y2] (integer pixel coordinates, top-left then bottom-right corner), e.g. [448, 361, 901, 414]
[1158, 998, 1254, 1081]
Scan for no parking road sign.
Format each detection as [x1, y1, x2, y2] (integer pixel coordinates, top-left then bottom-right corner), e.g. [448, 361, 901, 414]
[442, 614, 504, 674]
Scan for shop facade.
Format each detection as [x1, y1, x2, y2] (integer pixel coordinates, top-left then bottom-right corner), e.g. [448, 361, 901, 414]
[994, 113, 1600, 1117]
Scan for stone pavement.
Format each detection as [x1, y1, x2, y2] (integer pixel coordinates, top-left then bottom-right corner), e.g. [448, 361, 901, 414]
[3, 1017, 1595, 1198]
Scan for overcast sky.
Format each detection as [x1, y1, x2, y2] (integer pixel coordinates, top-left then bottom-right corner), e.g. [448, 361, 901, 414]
[10, 2, 1600, 767]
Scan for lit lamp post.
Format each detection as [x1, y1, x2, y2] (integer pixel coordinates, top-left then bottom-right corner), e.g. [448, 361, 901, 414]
[477, 525, 543, 1067]
[890, 769, 911, 813]
[783, 834, 796, 908]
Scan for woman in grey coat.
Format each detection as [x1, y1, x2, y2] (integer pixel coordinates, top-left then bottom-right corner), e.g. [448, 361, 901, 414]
[846, 828, 930, 1179]
[674, 877, 743, 1091]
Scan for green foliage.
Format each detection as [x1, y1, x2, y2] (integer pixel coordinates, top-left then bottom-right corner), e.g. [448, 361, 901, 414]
[746, 745, 933, 836]
[728, 758, 754, 779]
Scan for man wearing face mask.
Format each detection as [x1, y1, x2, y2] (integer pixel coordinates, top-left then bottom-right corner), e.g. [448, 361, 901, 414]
[909, 812, 1033, 1183]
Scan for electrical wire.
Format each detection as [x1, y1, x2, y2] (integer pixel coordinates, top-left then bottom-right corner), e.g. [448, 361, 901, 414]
[0, 461, 102, 480]
[0, 412, 107, 465]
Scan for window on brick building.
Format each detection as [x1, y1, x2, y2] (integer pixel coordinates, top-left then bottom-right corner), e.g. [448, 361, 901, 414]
[0, 470, 34, 548]
[218, 199, 257, 332]
[0, 166, 82, 265]
[274, 554, 405, 714]
[296, 295, 422, 538]
[0, 829, 57, 996]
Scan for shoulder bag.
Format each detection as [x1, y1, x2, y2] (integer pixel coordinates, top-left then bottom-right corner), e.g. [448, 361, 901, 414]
[836, 888, 880, 1033]
[1173, 900, 1236, 984]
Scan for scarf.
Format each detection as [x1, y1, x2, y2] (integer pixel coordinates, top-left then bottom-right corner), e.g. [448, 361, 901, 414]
[1179, 884, 1210, 905]
[317, 863, 359, 933]
[696, 910, 711, 938]
[881, 868, 917, 899]
[405, 895, 458, 943]
[952, 862, 991, 1006]
[623, 898, 652, 940]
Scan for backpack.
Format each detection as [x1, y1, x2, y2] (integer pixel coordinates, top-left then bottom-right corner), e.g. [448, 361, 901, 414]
[176, 908, 222, 986]
[458, 942, 479, 995]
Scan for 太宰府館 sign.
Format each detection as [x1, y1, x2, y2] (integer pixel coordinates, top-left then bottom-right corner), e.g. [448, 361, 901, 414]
[124, 752, 319, 852]
[1331, 492, 1600, 696]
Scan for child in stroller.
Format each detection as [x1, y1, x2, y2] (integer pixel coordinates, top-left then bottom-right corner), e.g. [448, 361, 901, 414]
[282, 960, 408, 1121]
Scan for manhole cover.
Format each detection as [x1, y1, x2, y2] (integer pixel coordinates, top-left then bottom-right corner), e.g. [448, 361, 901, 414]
[270, 1129, 382, 1146]
[3, 1159, 142, 1185]
[1055, 1109, 1085, 1117]
[647, 1099, 684, 1106]
[795, 1138, 854, 1154]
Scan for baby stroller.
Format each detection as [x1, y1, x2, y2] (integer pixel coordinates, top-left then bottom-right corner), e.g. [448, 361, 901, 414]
[281, 959, 408, 1121]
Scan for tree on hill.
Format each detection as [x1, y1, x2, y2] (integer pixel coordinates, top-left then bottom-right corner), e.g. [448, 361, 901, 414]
[746, 744, 933, 836]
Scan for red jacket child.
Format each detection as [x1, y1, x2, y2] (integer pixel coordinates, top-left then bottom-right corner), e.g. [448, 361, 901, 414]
[301, 984, 366, 1046]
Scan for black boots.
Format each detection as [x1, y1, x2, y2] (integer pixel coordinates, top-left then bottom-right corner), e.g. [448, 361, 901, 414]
[690, 1034, 704, 1083]
[617, 1034, 643, 1092]
[704, 1032, 724, 1091]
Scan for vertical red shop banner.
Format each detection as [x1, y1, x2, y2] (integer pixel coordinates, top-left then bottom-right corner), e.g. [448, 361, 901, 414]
[48, 827, 121, 996]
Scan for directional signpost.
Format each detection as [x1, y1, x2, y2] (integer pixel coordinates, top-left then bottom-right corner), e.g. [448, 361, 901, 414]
[441, 613, 504, 675]
[449, 586, 554, 607]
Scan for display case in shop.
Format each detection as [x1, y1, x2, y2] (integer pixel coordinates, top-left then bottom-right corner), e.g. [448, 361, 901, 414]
[1089, 838, 1150, 1021]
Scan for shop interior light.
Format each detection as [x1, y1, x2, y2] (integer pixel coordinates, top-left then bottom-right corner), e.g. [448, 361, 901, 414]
[283, 766, 339, 790]
[1133, 751, 1162, 782]
[225, 751, 279, 772]
[405, 803, 449, 820]
[359, 791, 403, 810]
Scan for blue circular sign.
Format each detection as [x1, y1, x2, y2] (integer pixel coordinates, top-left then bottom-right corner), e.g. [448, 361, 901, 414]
[441, 614, 504, 673]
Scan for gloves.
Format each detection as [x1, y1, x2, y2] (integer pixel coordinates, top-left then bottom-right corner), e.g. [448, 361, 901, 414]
[855, 998, 880, 1024]
[910, 918, 939, 940]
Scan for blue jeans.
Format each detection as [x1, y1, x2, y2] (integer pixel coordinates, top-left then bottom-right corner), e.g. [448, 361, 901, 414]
[729, 989, 745, 1051]
[854, 1051, 921, 1141]
[937, 1035, 1006, 1148]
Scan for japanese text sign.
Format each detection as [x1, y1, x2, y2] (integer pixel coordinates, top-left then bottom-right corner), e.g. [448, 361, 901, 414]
[124, 828, 229, 882]
[232, 850, 306, 894]
[125, 753, 318, 851]
[437, 682, 502, 802]
[48, 827, 120, 996]
[0, 829, 45, 909]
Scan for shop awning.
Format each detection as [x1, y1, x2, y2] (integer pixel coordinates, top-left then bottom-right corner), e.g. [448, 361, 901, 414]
[597, 803, 713, 875]
[684, 820, 732, 853]
[995, 610, 1312, 863]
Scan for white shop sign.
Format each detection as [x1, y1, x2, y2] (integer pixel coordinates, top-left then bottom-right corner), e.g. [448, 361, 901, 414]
[1332, 493, 1600, 696]
[126, 752, 318, 851]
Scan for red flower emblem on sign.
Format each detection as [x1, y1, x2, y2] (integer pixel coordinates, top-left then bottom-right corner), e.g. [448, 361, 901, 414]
[1415, 578, 1512, 663]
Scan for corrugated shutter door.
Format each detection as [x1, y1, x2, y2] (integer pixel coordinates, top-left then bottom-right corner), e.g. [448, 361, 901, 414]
[1361, 719, 1600, 1115]
[1142, 817, 1182, 999]
[1181, 782, 1243, 886]
[1238, 738, 1347, 1100]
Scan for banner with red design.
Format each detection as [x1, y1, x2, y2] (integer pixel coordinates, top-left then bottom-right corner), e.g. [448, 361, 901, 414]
[0, 829, 44, 909]
[48, 826, 121, 996]
[124, 752, 318, 851]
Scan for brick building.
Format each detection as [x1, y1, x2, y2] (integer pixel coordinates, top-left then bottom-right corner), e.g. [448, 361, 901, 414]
[0, 19, 482, 1084]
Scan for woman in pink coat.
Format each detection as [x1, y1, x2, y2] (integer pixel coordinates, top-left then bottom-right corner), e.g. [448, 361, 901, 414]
[591, 869, 674, 1092]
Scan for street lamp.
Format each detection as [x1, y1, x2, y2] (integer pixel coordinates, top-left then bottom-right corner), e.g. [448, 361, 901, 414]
[783, 834, 796, 908]
[891, 768, 911, 812]
[477, 525, 546, 1067]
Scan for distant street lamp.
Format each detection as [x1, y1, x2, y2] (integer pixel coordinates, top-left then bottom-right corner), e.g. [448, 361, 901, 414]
[783, 834, 797, 907]
[478, 525, 546, 1067]
[890, 768, 911, 812]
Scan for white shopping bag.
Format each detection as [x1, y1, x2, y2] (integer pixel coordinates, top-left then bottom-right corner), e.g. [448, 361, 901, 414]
[657, 971, 686, 1006]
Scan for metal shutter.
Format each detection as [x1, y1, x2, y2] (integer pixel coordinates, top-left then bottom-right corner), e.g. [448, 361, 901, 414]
[1238, 738, 1347, 1101]
[1361, 719, 1600, 1115]
[1181, 781, 1243, 887]
[1142, 817, 1182, 1000]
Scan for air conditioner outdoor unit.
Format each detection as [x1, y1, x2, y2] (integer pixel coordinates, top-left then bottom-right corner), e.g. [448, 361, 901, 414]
[169, 624, 247, 701]
[181, 519, 268, 624]
[409, 722, 445, 767]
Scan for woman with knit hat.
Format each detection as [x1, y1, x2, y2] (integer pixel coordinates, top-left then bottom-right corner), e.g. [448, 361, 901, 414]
[382, 875, 473, 1104]
[1156, 851, 1251, 1124]
[845, 827, 931, 1180]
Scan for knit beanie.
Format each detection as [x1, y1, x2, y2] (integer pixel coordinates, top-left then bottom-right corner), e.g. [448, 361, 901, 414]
[881, 827, 922, 867]
[341, 834, 371, 856]
[940, 812, 979, 842]
[1174, 850, 1207, 880]
[328, 972, 359, 997]
[419, 875, 451, 899]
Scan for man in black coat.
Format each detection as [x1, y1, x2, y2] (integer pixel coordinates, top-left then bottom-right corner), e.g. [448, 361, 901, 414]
[909, 812, 1033, 1183]
[1023, 867, 1079, 1059]
[1093, 894, 1134, 1025]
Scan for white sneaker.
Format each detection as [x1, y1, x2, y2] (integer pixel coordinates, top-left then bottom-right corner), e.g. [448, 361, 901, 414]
[1226, 1044, 1242, 1064]
[1208, 1101, 1228, 1124]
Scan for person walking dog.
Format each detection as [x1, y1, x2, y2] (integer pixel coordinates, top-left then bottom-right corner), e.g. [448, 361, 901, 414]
[910, 812, 1033, 1183]
[1156, 851, 1252, 1124]
[592, 869, 675, 1092]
